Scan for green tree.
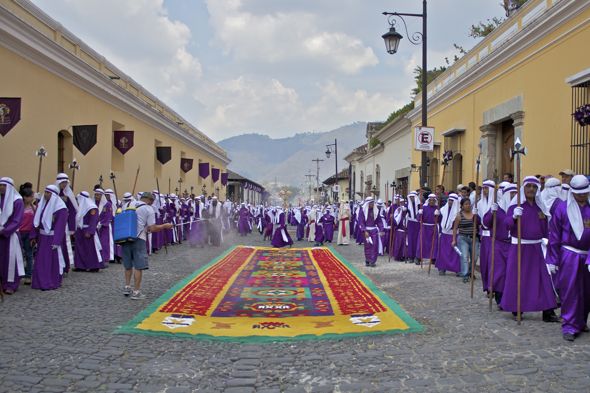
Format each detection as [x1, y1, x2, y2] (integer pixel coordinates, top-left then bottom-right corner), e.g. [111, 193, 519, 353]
[412, 66, 447, 97]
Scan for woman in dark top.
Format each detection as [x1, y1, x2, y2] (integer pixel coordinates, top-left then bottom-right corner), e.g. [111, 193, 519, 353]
[452, 198, 480, 283]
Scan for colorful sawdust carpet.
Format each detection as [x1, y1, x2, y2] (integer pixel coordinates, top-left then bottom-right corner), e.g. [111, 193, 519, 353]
[118, 246, 422, 341]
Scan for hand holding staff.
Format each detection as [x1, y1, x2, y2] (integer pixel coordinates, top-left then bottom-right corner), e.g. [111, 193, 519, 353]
[109, 171, 119, 208]
[513, 137, 526, 325]
[470, 146, 482, 298]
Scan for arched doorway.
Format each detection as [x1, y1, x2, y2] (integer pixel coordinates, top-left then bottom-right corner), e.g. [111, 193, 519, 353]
[57, 130, 73, 174]
[375, 164, 381, 197]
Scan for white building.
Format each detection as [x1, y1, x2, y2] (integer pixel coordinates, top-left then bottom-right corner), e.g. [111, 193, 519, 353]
[345, 116, 414, 200]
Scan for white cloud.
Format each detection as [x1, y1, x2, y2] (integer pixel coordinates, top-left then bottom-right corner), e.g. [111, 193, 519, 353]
[205, 0, 378, 74]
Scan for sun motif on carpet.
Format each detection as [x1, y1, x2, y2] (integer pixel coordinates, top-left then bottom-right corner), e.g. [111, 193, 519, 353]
[117, 246, 422, 341]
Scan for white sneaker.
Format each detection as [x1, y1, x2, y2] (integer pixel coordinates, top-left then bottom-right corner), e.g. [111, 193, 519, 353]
[123, 286, 132, 297]
[130, 290, 146, 300]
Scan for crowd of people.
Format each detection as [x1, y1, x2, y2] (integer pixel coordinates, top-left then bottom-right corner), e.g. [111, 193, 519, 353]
[1, 168, 589, 342]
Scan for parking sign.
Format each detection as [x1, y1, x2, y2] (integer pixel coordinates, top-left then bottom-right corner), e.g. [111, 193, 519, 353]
[415, 126, 434, 151]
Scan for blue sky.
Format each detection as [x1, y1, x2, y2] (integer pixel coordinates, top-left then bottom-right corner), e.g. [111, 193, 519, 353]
[31, 0, 505, 141]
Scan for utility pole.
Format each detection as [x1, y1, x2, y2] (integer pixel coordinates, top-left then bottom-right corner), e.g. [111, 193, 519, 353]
[305, 171, 314, 202]
[312, 158, 323, 202]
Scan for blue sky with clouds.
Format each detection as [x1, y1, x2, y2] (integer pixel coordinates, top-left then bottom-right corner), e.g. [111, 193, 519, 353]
[31, 0, 505, 141]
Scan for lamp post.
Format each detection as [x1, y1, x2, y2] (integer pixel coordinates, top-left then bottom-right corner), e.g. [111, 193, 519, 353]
[383, 0, 428, 187]
[325, 138, 338, 203]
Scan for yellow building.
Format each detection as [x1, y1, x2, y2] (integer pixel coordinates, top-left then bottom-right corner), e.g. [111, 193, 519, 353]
[0, 0, 229, 196]
[407, 0, 590, 191]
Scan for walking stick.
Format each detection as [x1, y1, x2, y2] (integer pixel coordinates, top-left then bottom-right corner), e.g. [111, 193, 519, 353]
[418, 189, 424, 268]
[156, 177, 168, 255]
[388, 183, 397, 262]
[427, 217, 437, 275]
[35, 146, 48, 193]
[488, 201, 498, 312]
[513, 138, 526, 325]
[131, 165, 141, 196]
[68, 159, 79, 193]
[168, 177, 171, 195]
[470, 147, 482, 298]
[109, 171, 120, 209]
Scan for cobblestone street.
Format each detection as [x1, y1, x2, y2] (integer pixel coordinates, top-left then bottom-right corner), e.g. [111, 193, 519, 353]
[1, 230, 590, 393]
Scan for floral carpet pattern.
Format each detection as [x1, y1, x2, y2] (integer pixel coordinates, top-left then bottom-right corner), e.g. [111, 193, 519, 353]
[118, 246, 422, 341]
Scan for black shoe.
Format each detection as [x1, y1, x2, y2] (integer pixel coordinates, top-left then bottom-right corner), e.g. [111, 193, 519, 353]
[438, 271, 446, 276]
[365, 262, 370, 267]
[370, 263, 376, 268]
[563, 333, 575, 342]
[542, 310, 560, 323]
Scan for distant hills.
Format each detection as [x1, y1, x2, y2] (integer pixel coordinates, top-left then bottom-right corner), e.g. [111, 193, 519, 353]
[218, 122, 367, 187]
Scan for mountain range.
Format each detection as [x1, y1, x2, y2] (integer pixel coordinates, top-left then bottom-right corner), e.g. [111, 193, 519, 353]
[217, 122, 368, 187]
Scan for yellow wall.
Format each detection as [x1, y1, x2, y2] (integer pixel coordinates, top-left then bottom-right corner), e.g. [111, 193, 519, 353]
[0, 45, 227, 196]
[410, 2, 590, 190]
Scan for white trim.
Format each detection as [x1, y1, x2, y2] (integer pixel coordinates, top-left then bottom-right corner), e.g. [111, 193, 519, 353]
[565, 67, 590, 86]
[0, 1, 230, 165]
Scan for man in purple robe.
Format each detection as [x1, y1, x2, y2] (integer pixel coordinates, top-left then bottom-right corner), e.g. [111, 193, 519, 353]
[31, 185, 68, 290]
[271, 208, 293, 248]
[208, 197, 223, 246]
[94, 188, 114, 266]
[483, 183, 517, 306]
[547, 175, 590, 341]
[294, 207, 306, 241]
[0, 177, 24, 294]
[314, 208, 325, 246]
[501, 176, 558, 322]
[73, 191, 103, 272]
[478, 180, 496, 292]
[357, 197, 383, 267]
[405, 192, 421, 264]
[392, 199, 407, 262]
[436, 193, 461, 274]
[319, 208, 336, 243]
[416, 194, 440, 264]
[55, 173, 77, 273]
[237, 203, 250, 236]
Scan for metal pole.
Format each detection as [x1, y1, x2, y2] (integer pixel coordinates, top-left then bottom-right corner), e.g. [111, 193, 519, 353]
[420, 0, 428, 188]
[335, 138, 338, 203]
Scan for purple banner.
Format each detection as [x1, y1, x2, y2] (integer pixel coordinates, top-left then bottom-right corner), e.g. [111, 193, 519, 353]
[0, 98, 21, 137]
[113, 130, 134, 154]
[199, 162, 210, 179]
[181, 158, 193, 173]
[221, 172, 228, 186]
[211, 168, 220, 183]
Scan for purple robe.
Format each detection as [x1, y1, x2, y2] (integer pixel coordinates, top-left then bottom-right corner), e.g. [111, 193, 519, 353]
[405, 205, 420, 259]
[74, 209, 103, 270]
[58, 190, 75, 271]
[416, 206, 439, 260]
[97, 200, 113, 264]
[296, 211, 307, 241]
[500, 202, 557, 312]
[547, 200, 590, 335]
[238, 207, 250, 236]
[392, 210, 407, 261]
[188, 204, 205, 247]
[314, 220, 324, 244]
[319, 213, 335, 243]
[31, 209, 68, 290]
[0, 196, 24, 291]
[482, 208, 510, 295]
[271, 212, 293, 248]
[357, 207, 382, 264]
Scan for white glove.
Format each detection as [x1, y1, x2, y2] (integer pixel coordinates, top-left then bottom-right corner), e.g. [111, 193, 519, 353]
[513, 206, 523, 219]
[434, 209, 440, 216]
[588, 265, 590, 273]
[51, 244, 60, 250]
[34, 192, 41, 200]
[402, 206, 407, 212]
[97, 223, 102, 230]
[418, 209, 424, 215]
[472, 208, 478, 216]
[491, 203, 499, 212]
[542, 238, 549, 247]
[547, 264, 557, 275]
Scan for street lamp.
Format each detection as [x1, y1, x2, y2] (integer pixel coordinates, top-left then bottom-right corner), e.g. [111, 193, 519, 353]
[325, 138, 338, 203]
[383, 0, 428, 187]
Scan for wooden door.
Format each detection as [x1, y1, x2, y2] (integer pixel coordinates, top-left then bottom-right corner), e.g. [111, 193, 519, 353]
[502, 121, 515, 177]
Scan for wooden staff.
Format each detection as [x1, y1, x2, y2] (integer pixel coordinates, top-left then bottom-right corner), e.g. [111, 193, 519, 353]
[427, 208, 438, 275]
[488, 185, 498, 312]
[388, 183, 397, 262]
[109, 171, 119, 209]
[168, 177, 171, 195]
[156, 177, 168, 255]
[513, 137, 526, 325]
[470, 147, 482, 298]
[35, 146, 48, 193]
[418, 189, 425, 269]
[68, 159, 79, 193]
[131, 165, 141, 196]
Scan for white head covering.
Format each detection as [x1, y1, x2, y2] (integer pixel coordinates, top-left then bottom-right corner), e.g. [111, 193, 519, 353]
[76, 191, 98, 229]
[362, 196, 378, 222]
[34, 185, 67, 232]
[479, 180, 496, 221]
[561, 183, 571, 201]
[55, 173, 79, 210]
[567, 175, 590, 241]
[497, 181, 510, 201]
[0, 177, 23, 227]
[94, 188, 107, 215]
[510, 176, 550, 216]
[540, 177, 561, 213]
[406, 192, 420, 219]
[499, 183, 517, 212]
[440, 193, 460, 233]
